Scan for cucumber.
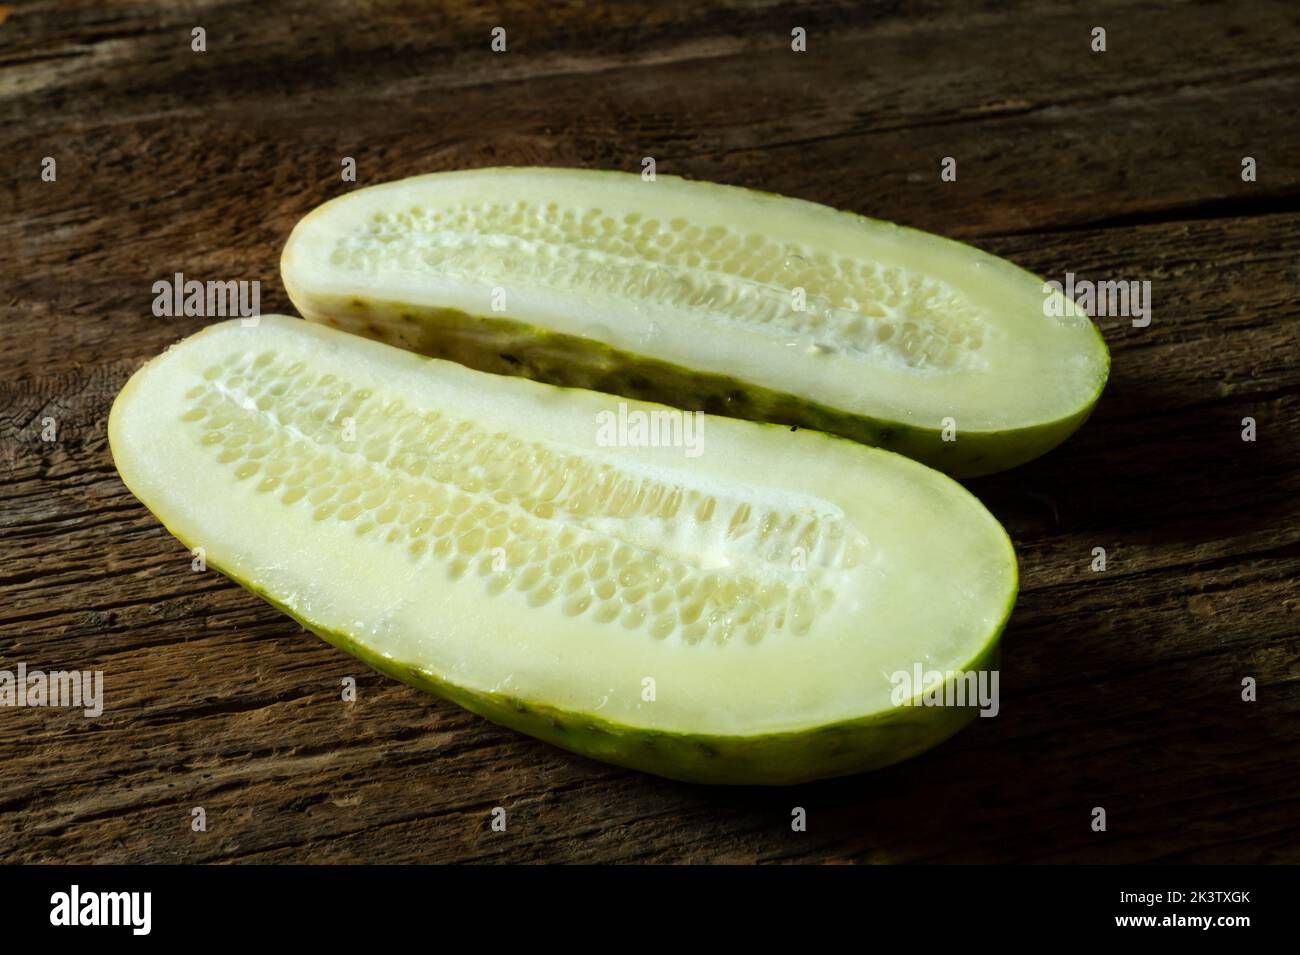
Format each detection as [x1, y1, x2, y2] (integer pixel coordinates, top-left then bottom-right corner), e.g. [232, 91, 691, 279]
[109, 316, 1017, 784]
[281, 167, 1109, 477]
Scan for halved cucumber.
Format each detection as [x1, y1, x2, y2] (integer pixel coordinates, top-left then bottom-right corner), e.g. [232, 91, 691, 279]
[282, 167, 1108, 477]
[110, 316, 1017, 784]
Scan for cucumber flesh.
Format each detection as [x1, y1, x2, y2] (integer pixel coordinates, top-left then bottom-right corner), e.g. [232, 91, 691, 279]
[110, 316, 1017, 784]
[282, 167, 1109, 477]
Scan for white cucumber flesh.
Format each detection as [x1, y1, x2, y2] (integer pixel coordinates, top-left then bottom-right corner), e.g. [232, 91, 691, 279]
[110, 316, 1017, 784]
[281, 167, 1109, 477]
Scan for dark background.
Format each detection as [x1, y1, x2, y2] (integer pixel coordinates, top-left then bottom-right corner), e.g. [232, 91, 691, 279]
[1, 1, 1297, 863]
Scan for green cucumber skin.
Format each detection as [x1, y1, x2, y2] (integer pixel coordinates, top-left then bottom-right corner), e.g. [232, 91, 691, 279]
[295, 293, 1102, 478]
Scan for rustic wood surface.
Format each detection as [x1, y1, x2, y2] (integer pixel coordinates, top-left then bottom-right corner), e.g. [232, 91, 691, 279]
[1, 0, 1297, 863]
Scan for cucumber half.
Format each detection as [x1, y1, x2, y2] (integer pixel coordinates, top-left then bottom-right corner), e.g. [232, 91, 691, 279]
[110, 316, 1017, 784]
[282, 167, 1109, 477]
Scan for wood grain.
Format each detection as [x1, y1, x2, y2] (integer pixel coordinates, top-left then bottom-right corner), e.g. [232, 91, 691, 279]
[1, 0, 1297, 863]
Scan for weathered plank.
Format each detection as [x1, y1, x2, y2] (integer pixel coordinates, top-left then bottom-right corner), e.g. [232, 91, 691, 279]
[1, 0, 1297, 863]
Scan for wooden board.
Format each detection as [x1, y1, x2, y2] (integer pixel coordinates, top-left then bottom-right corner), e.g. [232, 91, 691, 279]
[1, 0, 1297, 863]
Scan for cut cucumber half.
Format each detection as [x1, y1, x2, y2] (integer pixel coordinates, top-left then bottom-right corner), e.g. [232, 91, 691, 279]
[282, 167, 1108, 477]
[110, 316, 1017, 784]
